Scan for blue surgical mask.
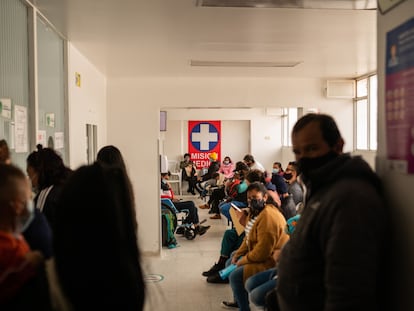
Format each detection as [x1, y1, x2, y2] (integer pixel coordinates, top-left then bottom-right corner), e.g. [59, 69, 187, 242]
[272, 168, 279, 174]
[223, 160, 229, 165]
[16, 199, 35, 233]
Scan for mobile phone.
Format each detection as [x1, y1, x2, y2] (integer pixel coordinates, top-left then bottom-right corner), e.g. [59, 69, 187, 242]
[231, 203, 242, 212]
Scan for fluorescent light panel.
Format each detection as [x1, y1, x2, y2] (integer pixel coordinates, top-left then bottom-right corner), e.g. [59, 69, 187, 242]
[196, 0, 376, 10]
[190, 60, 302, 67]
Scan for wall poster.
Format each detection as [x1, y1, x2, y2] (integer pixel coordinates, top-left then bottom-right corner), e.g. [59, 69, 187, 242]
[14, 105, 28, 153]
[385, 17, 414, 173]
[188, 120, 221, 170]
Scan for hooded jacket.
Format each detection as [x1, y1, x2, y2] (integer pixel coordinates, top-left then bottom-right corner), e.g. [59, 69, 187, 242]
[277, 153, 389, 311]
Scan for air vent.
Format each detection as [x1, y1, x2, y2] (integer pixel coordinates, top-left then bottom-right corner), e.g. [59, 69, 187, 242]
[190, 60, 302, 67]
[196, 0, 376, 10]
[196, 0, 302, 8]
[325, 80, 355, 99]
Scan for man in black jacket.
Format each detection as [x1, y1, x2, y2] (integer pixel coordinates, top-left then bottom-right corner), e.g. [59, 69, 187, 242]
[276, 114, 390, 310]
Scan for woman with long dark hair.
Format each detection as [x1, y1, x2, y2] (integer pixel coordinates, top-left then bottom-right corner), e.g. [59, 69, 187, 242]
[53, 162, 145, 310]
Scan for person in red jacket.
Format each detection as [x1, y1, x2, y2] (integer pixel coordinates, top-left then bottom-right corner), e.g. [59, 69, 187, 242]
[0, 164, 47, 307]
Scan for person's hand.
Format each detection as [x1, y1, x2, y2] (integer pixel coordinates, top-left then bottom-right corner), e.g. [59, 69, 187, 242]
[272, 249, 282, 263]
[231, 256, 238, 265]
[238, 211, 248, 227]
[234, 256, 244, 266]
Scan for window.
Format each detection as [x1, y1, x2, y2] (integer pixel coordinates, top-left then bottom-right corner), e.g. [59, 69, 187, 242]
[355, 74, 377, 150]
[282, 108, 298, 147]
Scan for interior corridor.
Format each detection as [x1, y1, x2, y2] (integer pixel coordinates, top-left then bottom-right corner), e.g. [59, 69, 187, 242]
[142, 194, 233, 311]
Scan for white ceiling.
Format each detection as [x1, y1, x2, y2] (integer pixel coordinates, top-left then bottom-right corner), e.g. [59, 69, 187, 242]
[32, 0, 377, 79]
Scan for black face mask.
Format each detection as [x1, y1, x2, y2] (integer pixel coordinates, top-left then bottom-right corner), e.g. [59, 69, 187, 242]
[297, 151, 338, 178]
[250, 199, 266, 215]
[283, 173, 293, 180]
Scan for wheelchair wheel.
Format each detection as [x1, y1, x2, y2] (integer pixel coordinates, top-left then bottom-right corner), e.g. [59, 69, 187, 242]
[184, 228, 196, 240]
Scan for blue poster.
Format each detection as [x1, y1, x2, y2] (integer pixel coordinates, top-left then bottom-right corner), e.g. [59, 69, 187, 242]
[386, 17, 414, 173]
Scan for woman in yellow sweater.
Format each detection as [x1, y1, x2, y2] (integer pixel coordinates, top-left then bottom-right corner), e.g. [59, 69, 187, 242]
[225, 182, 289, 311]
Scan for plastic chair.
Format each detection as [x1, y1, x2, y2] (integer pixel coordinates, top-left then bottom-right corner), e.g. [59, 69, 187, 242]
[168, 160, 182, 196]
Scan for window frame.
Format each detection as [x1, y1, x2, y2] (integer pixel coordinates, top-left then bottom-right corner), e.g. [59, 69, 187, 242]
[281, 107, 298, 147]
[354, 73, 377, 151]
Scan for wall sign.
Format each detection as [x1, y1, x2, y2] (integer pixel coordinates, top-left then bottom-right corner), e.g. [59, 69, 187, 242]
[188, 120, 221, 169]
[385, 17, 414, 173]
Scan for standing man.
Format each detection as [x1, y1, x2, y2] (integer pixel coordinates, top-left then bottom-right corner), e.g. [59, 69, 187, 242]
[276, 114, 389, 310]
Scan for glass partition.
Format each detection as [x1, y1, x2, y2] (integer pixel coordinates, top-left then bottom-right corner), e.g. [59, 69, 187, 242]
[37, 16, 67, 162]
[0, 0, 30, 170]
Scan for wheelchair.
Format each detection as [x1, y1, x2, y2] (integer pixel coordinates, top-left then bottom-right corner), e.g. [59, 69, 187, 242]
[161, 198, 198, 240]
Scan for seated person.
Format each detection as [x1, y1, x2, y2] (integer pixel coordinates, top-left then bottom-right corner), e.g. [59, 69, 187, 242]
[270, 162, 296, 220]
[198, 172, 225, 203]
[245, 214, 300, 309]
[0, 140, 53, 260]
[202, 228, 245, 283]
[219, 156, 235, 179]
[212, 162, 250, 220]
[221, 182, 289, 310]
[283, 161, 303, 206]
[0, 139, 11, 165]
[161, 172, 210, 236]
[195, 152, 220, 195]
[0, 164, 51, 310]
[179, 153, 197, 195]
[272, 161, 285, 176]
[219, 168, 279, 222]
[203, 176, 281, 284]
[199, 170, 240, 214]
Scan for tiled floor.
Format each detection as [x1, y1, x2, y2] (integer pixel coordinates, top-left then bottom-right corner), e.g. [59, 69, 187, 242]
[143, 194, 233, 311]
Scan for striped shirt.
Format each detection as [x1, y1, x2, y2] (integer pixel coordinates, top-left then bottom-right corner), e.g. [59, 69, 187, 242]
[244, 216, 257, 246]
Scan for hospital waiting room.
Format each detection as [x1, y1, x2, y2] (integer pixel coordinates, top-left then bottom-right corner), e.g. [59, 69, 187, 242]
[1, 0, 414, 310]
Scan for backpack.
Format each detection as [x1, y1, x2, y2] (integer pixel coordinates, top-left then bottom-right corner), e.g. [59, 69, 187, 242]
[161, 203, 177, 248]
[226, 179, 241, 198]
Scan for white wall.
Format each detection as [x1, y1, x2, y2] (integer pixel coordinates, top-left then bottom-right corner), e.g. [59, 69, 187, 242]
[67, 43, 107, 169]
[107, 76, 354, 255]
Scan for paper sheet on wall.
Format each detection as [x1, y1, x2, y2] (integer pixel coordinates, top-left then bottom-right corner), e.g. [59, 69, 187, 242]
[14, 105, 28, 153]
[46, 113, 55, 128]
[0, 98, 12, 119]
[54, 132, 64, 149]
[37, 130, 47, 147]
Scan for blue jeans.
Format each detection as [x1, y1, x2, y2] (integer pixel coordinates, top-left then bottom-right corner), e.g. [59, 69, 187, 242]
[229, 265, 250, 311]
[219, 200, 247, 221]
[245, 268, 277, 307]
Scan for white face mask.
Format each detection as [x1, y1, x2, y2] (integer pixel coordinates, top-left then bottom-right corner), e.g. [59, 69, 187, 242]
[16, 199, 35, 233]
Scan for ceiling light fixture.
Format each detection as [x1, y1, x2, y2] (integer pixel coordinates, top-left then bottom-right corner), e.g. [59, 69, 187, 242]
[195, 0, 377, 10]
[190, 60, 302, 67]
